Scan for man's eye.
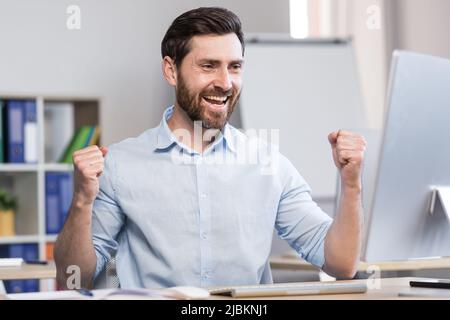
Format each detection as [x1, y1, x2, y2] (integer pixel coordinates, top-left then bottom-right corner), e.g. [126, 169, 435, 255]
[231, 64, 242, 70]
[202, 64, 214, 70]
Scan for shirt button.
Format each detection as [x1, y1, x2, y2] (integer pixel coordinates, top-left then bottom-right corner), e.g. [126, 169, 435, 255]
[200, 193, 207, 198]
[201, 232, 207, 240]
[201, 273, 209, 280]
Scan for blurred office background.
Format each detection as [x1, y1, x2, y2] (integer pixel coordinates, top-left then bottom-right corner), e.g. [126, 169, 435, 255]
[1, 0, 450, 290]
[1, 0, 450, 144]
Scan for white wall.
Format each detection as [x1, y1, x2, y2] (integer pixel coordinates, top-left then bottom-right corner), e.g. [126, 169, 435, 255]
[0, 0, 290, 145]
[348, 0, 450, 130]
[326, 0, 450, 131]
[5, 0, 448, 145]
[345, 0, 390, 130]
[392, 0, 450, 59]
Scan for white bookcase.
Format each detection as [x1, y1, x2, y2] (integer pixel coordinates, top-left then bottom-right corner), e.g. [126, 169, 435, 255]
[0, 94, 100, 267]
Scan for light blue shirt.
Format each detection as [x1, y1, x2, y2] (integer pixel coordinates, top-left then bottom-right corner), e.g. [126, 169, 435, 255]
[92, 106, 333, 288]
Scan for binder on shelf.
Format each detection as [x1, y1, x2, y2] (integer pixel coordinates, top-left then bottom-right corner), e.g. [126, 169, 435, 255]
[45, 172, 74, 234]
[24, 100, 38, 163]
[0, 99, 4, 163]
[4, 100, 25, 163]
[58, 172, 73, 230]
[0, 244, 18, 258]
[22, 243, 39, 261]
[45, 172, 60, 234]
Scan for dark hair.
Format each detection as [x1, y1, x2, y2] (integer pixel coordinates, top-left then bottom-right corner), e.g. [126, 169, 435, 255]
[161, 7, 245, 68]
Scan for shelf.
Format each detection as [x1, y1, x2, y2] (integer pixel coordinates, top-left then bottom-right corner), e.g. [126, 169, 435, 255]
[0, 164, 75, 171]
[0, 164, 39, 172]
[0, 163, 74, 172]
[0, 235, 40, 244]
[45, 235, 58, 242]
[44, 163, 74, 172]
[0, 94, 99, 293]
[0, 262, 56, 280]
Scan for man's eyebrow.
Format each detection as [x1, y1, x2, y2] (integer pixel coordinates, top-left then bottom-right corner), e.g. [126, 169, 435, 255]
[230, 59, 244, 65]
[197, 59, 219, 65]
[197, 59, 244, 65]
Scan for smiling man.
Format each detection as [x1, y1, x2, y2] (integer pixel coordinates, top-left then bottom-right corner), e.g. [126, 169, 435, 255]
[168, 33, 242, 131]
[54, 7, 366, 289]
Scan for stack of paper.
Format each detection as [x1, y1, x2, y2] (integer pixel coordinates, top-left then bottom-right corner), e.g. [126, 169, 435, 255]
[7, 286, 211, 300]
[0, 258, 23, 267]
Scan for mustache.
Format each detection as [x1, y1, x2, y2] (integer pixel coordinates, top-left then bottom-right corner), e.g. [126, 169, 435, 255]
[201, 89, 233, 97]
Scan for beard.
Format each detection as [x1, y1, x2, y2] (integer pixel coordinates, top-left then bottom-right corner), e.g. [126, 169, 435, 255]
[175, 73, 240, 129]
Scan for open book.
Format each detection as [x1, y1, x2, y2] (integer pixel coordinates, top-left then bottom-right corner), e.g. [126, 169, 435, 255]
[6, 286, 210, 300]
[95, 287, 210, 300]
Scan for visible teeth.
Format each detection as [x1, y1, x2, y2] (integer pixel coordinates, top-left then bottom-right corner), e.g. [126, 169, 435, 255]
[204, 95, 227, 102]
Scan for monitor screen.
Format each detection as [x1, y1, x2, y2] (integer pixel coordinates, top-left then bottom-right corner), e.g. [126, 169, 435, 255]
[363, 50, 450, 262]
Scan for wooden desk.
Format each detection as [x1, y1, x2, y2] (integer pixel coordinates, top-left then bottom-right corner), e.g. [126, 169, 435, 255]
[209, 277, 450, 300]
[270, 254, 450, 273]
[0, 262, 56, 280]
[5, 277, 450, 300]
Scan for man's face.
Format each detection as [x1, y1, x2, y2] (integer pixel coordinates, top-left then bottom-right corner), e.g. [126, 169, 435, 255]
[175, 33, 244, 129]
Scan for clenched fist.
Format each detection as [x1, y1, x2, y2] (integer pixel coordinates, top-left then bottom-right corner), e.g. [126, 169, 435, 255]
[328, 130, 366, 189]
[72, 145, 108, 206]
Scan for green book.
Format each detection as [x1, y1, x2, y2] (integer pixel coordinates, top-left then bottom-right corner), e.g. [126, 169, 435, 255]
[83, 126, 96, 148]
[59, 126, 93, 163]
[87, 126, 100, 147]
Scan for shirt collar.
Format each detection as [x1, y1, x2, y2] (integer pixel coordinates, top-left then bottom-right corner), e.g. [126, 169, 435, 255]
[222, 122, 236, 153]
[155, 106, 177, 151]
[155, 105, 236, 154]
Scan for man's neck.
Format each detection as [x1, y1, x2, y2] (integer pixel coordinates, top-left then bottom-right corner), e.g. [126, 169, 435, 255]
[167, 104, 220, 154]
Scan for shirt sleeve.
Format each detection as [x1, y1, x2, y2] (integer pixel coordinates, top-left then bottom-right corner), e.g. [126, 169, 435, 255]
[275, 156, 333, 268]
[91, 147, 125, 281]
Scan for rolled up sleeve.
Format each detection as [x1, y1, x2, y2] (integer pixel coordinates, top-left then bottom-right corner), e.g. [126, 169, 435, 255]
[91, 148, 125, 281]
[275, 157, 333, 268]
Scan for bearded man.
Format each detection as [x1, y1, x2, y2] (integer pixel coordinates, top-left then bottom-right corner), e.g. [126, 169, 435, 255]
[55, 7, 366, 289]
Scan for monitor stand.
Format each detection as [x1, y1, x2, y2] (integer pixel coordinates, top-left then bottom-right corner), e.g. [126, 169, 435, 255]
[430, 186, 450, 220]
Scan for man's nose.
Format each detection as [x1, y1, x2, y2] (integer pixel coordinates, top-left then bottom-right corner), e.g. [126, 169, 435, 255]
[213, 68, 233, 92]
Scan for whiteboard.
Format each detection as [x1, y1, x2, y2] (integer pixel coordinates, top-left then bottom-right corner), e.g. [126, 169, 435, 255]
[239, 37, 366, 198]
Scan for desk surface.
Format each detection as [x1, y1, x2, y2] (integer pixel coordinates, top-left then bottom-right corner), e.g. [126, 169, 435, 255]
[5, 277, 450, 300]
[270, 254, 450, 272]
[210, 277, 450, 300]
[0, 262, 56, 280]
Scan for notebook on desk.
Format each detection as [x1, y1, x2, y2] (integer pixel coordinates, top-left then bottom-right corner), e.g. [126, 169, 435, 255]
[208, 281, 368, 298]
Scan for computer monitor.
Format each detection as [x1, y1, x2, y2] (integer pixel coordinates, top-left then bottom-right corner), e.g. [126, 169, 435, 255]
[362, 50, 450, 262]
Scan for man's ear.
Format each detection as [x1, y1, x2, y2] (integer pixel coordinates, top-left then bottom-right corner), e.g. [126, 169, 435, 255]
[162, 56, 177, 86]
